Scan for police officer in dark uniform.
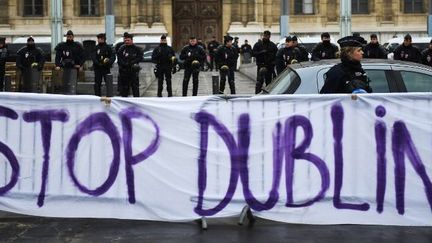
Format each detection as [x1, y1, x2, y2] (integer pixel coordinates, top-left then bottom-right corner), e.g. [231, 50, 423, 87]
[91, 33, 115, 97]
[363, 34, 387, 59]
[16, 36, 45, 92]
[54, 30, 85, 94]
[394, 34, 421, 63]
[151, 35, 176, 97]
[215, 35, 239, 94]
[240, 39, 252, 64]
[276, 36, 300, 75]
[252, 30, 278, 94]
[207, 36, 220, 71]
[320, 36, 372, 94]
[0, 37, 9, 91]
[311, 32, 339, 61]
[421, 39, 432, 66]
[292, 36, 309, 62]
[179, 36, 206, 96]
[117, 32, 143, 97]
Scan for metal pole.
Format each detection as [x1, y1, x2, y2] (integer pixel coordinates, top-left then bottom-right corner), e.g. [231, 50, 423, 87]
[105, 0, 115, 45]
[280, 0, 289, 38]
[340, 0, 352, 38]
[51, 0, 63, 61]
[428, 0, 432, 36]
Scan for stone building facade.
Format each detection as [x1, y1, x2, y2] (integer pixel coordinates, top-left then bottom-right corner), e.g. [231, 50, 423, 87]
[0, 0, 429, 50]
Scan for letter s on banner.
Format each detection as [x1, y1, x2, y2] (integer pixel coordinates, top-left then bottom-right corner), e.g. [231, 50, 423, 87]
[0, 106, 19, 195]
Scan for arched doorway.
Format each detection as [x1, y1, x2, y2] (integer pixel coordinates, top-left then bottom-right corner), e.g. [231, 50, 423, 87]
[172, 0, 222, 51]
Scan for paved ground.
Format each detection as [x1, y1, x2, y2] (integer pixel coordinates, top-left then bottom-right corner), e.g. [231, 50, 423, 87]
[142, 69, 256, 97]
[1, 213, 432, 243]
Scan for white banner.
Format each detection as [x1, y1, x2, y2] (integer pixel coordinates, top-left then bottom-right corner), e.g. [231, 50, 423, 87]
[0, 92, 432, 226]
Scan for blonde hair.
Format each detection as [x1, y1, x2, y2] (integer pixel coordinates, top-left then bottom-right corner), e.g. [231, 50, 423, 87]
[340, 46, 362, 60]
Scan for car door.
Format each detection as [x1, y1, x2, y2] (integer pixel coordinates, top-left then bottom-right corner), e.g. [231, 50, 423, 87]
[390, 65, 432, 92]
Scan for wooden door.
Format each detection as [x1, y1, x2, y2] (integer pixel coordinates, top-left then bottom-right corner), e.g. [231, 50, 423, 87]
[173, 0, 222, 51]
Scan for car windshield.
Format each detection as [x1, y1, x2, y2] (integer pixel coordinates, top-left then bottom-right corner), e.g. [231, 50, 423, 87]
[263, 67, 300, 94]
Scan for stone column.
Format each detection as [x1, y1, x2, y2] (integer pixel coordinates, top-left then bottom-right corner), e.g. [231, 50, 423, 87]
[241, 0, 248, 25]
[137, 0, 147, 23]
[247, 0, 256, 22]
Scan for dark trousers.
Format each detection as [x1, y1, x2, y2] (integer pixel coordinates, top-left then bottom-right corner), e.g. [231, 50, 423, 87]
[209, 54, 216, 71]
[182, 68, 199, 96]
[94, 69, 110, 97]
[255, 65, 274, 94]
[219, 68, 235, 94]
[157, 67, 172, 97]
[119, 70, 139, 97]
[0, 71, 4, 91]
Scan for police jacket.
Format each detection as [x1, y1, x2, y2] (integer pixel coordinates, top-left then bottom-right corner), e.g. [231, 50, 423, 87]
[240, 44, 252, 54]
[151, 43, 176, 68]
[117, 44, 143, 70]
[208, 41, 220, 55]
[215, 45, 239, 68]
[252, 39, 278, 67]
[16, 45, 45, 71]
[54, 41, 84, 68]
[276, 47, 300, 74]
[179, 44, 206, 69]
[320, 57, 372, 94]
[421, 48, 432, 66]
[0, 45, 9, 71]
[92, 43, 115, 70]
[363, 43, 387, 59]
[311, 41, 339, 61]
[295, 44, 309, 62]
[393, 44, 421, 63]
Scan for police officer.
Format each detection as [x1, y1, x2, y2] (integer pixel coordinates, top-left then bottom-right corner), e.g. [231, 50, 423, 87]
[320, 36, 372, 94]
[16, 36, 45, 92]
[91, 33, 115, 97]
[240, 39, 252, 64]
[179, 36, 206, 96]
[117, 32, 143, 97]
[394, 34, 421, 63]
[233, 37, 240, 70]
[54, 30, 85, 94]
[151, 35, 176, 97]
[291, 36, 309, 62]
[215, 35, 239, 94]
[0, 37, 9, 91]
[276, 36, 300, 75]
[421, 39, 432, 66]
[207, 36, 220, 71]
[311, 32, 339, 61]
[252, 30, 278, 94]
[363, 34, 387, 59]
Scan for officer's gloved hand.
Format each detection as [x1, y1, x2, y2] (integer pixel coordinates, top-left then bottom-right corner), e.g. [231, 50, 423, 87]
[31, 62, 38, 69]
[132, 64, 141, 72]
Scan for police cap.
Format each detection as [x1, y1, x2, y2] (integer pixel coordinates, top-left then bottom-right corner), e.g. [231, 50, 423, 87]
[285, 36, 292, 42]
[292, 36, 298, 42]
[161, 34, 167, 40]
[263, 30, 271, 36]
[404, 34, 412, 40]
[370, 33, 377, 39]
[96, 33, 106, 39]
[321, 32, 330, 39]
[337, 36, 366, 48]
[123, 32, 133, 39]
[27, 36, 34, 42]
[66, 30, 74, 36]
[224, 35, 233, 43]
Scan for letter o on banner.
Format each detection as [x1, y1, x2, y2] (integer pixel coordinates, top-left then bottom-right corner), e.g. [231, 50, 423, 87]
[0, 143, 19, 195]
[66, 113, 121, 196]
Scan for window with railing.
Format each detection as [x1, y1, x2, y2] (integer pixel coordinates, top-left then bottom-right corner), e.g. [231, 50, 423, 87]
[404, 0, 424, 13]
[352, 0, 369, 14]
[294, 0, 314, 15]
[23, 0, 43, 16]
[80, 0, 99, 16]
